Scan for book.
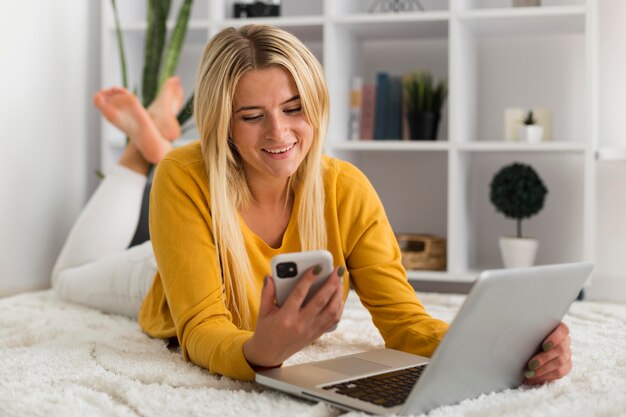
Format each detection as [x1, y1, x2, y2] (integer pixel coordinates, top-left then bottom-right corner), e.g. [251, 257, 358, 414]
[387, 76, 403, 140]
[374, 72, 390, 140]
[348, 77, 363, 141]
[360, 84, 376, 140]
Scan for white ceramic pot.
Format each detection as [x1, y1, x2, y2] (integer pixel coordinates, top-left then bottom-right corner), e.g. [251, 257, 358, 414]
[519, 125, 543, 143]
[499, 237, 538, 268]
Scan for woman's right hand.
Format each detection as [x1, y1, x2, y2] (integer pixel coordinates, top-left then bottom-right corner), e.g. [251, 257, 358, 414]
[243, 266, 345, 369]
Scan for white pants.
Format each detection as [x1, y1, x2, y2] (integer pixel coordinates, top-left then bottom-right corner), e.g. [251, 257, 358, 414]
[51, 165, 157, 318]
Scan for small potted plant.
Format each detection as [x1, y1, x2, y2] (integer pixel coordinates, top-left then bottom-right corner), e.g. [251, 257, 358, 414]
[490, 162, 548, 268]
[403, 71, 447, 140]
[518, 110, 543, 143]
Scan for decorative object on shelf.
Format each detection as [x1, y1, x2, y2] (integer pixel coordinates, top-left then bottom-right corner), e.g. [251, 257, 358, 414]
[348, 77, 363, 140]
[373, 72, 403, 140]
[368, 0, 425, 13]
[403, 71, 447, 140]
[518, 110, 544, 143]
[504, 107, 552, 142]
[396, 234, 446, 271]
[233, 0, 280, 18]
[513, 0, 541, 7]
[490, 162, 548, 268]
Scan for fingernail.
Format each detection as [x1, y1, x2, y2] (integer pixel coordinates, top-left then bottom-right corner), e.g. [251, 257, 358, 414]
[528, 360, 540, 371]
[337, 266, 345, 277]
[542, 341, 554, 352]
[313, 265, 322, 275]
[524, 370, 535, 379]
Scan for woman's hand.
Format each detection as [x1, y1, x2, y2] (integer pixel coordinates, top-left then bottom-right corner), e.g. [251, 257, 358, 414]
[523, 322, 572, 384]
[243, 266, 345, 369]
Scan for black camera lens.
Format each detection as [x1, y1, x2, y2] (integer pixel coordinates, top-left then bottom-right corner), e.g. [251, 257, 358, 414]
[276, 262, 298, 278]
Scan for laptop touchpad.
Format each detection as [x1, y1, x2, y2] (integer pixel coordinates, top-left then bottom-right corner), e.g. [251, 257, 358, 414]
[313, 357, 391, 376]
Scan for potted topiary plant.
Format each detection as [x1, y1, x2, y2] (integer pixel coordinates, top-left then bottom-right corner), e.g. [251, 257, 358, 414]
[518, 110, 543, 143]
[490, 162, 548, 268]
[403, 71, 447, 140]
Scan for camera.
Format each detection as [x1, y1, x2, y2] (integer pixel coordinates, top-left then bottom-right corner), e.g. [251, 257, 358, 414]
[233, 1, 281, 18]
[276, 262, 298, 278]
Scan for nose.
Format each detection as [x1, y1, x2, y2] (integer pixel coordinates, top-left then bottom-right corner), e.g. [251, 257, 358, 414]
[265, 112, 286, 141]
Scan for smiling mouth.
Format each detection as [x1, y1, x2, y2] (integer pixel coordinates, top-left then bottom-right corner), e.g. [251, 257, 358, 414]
[262, 142, 296, 154]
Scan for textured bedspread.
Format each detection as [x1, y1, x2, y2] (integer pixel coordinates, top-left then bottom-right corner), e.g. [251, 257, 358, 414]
[1, 289, 625, 417]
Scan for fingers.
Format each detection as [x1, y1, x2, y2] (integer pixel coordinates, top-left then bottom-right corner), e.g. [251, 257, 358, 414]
[258, 275, 277, 316]
[321, 279, 345, 329]
[282, 266, 323, 311]
[524, 322, 572, 383]
[541, 322, 569, 352]
[301, 266, 344, 316]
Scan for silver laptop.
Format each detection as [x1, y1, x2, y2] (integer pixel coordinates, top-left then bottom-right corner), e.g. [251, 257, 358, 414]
[256, 262, 593, 415]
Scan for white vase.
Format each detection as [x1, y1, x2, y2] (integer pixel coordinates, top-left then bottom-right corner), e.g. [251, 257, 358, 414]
[499, 237, 539, 268]
[519, 125, 543, 143]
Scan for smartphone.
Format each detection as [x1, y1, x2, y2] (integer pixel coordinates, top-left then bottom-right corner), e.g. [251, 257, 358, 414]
[270, 250, 334, 307]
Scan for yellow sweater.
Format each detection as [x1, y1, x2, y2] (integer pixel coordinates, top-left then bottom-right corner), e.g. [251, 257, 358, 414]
[139, 141, 448, 381]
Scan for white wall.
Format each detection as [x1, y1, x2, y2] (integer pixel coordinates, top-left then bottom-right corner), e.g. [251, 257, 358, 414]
[588, 0, 626, 302]
[0, 1, 100, 296]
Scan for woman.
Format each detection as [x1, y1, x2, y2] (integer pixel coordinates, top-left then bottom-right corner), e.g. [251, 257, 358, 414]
[54, 24, 571, 384]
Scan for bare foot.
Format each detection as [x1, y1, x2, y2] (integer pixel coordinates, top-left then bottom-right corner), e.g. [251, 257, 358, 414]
[147, 76, 184, 141]
[93, 87, 172, 164]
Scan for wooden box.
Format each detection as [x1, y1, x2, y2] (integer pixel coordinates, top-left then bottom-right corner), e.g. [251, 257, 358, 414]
[396, 234, 447, 271]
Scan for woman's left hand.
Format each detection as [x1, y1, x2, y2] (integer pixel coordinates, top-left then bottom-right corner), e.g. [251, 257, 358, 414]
[523, 322, 572, 384]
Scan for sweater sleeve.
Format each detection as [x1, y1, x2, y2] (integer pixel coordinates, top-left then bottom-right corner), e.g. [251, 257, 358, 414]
[335, 162, 449, 357]
[147, 157, 256, 380]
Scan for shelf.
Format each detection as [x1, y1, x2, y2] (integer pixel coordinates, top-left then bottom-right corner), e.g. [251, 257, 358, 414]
[456, 141, 585, 153]
[596, 147, 626, 162]
[218, 17, 324, 43]
[330, 141, 585, 153]
[112, 19, 210, 32]
[333, 13, 449, 40]
[457, 6, 586, 36]
[407, 270, 478, 283]
[220, 16, 325, 27]
[330, 141, 450, 152]
[109, 23, 209, 45]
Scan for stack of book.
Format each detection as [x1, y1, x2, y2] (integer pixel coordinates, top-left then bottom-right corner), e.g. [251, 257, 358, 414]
[348, 72, 405, 141]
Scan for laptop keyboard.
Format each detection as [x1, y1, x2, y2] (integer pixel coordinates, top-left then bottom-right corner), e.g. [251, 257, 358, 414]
[322, 365, 427, 408]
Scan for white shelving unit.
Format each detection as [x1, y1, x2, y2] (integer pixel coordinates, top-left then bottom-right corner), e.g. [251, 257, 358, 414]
[100, 0, 597, 284]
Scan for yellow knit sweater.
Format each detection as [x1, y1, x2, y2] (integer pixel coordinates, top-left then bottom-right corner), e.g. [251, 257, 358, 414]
[139, 141, 448, 381]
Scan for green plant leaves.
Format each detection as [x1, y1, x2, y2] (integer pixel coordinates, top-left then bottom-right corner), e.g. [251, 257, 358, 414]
[403, 71, 447, 114]
[489, 163, 548, 238]
[110, 0, 128, 89]
[142, 0, 171, 108]
[158, 0, 193, 88]
[177, 93, 194, 128]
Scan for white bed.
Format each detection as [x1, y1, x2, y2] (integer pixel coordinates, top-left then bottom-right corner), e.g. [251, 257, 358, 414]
[1, 289, 625, 417]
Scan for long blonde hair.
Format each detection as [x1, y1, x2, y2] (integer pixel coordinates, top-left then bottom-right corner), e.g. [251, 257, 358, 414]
[194, 25, 329, 329]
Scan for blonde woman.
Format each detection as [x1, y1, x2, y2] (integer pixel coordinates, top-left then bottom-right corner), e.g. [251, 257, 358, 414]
[55, 25, 572, 385]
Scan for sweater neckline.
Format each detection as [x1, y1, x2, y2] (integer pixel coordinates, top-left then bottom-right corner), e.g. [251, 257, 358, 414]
[238, 189, 299, 251]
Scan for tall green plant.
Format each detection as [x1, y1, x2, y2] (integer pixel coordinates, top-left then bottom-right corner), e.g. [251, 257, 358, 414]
[142, 0, 171, 108]
[110, 0, 195, 131]
[403, 71, 447, 114]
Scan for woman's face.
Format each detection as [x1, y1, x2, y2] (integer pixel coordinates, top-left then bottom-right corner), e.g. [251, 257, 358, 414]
[230, 66, 314, 185]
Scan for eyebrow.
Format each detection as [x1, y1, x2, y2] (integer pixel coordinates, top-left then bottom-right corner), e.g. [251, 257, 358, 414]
[234, 95, 300, 113]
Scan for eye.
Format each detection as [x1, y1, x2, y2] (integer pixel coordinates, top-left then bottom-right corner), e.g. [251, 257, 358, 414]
[242, 114, 262, 122]
[284, 106, 302, 115]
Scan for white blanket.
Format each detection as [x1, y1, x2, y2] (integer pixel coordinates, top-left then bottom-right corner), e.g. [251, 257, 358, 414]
[1, 290, 625, 417]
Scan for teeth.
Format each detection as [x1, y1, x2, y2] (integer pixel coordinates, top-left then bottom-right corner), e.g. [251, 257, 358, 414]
[264, 143, 295, 154]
